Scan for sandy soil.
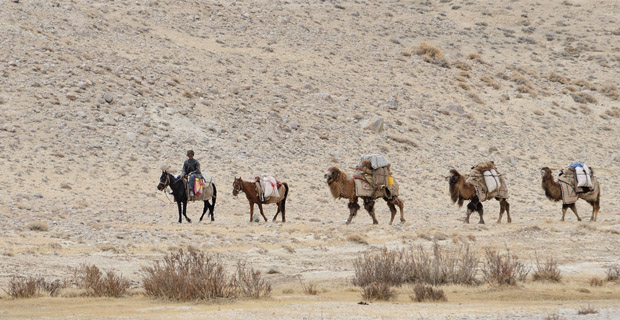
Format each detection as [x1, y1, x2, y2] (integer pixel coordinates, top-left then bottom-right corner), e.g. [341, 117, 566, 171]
[1, 0, 619, 318]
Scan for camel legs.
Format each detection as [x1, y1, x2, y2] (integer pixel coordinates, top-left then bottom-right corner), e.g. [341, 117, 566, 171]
[386, 197, 405, 225]
[363, 198, 379, 225]
[346, 198, 360, 224]
[589, 200, 600, 222]
[497, 199, 511, 223]
[465, 201, 483, 224]
[561, 203, 581, 221]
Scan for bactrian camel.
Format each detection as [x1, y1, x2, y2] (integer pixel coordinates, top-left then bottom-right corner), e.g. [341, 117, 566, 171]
[447, 169, 511, 224]
[325, 167, 405, 225]
[540, 167, 600, 222]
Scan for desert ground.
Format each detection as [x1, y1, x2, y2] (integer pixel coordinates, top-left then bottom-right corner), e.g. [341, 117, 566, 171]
[1, 0, 619, 318]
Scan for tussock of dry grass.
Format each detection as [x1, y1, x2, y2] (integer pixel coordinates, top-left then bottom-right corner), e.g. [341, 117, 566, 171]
[604, 107, 620, 118]
[26, 221, 48, 232]
[480, 75, 501, 89]
[346, 233, 368, 245]
[300, 280, 318, 295]
[571, 92, 597, 104]
[452, 60, 472, 71]
[600, 82, 619, 100]
[606, 265, 620, 281]
[546, 71, 569, 84]
[589, 277, 604, 287]
[577, 305, 598, 315]
[361, 281, 395, 301]
[413, 42, 449, 68]
[411, 284, 446, 302]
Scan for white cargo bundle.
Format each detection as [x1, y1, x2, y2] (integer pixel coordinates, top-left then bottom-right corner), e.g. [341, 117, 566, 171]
[483, 169, 500, 193]
[360, 154, 391, 169]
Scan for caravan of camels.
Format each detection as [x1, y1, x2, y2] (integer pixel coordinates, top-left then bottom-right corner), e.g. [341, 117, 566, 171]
[159, 154, 601, 225]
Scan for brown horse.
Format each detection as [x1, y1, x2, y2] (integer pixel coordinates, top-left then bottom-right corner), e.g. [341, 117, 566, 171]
[232, 177, 289, 222]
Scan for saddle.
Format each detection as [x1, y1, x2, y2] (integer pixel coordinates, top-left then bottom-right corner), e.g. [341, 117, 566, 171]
[254, 176, 282, 202]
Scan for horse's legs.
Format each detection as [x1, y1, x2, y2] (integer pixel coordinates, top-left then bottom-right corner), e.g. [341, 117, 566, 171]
[346, 198, 360, 224]
[257, 203, 268, 222]
[249, 202, 255, 222]
[209, 200, 215, 221]
[273, 203, 281, 222]
[363, 198, 379, 225]
[200, 200, 208, 222]
[177, 201, 183, 223]
[182, 201, 191, 223]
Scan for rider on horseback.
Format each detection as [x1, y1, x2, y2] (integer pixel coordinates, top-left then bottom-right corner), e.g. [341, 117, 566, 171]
[182, 150, 202, 196]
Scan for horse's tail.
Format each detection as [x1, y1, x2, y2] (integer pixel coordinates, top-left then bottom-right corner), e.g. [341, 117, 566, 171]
[281, 182, 289, 213]
[211, 183, 217, 208]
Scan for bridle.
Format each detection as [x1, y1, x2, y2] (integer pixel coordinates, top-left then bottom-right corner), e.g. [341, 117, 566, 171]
[232, 178, 242, 196]
[158, 172, 183, 191]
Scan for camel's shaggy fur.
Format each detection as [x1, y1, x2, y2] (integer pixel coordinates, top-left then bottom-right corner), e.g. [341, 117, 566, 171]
[540, 167, 601, 222]
[325, 167, 405, 225]
[448, 169, 511, 224]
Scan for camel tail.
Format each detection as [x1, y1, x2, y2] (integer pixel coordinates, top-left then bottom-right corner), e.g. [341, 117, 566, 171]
[281, 182, 289, 213]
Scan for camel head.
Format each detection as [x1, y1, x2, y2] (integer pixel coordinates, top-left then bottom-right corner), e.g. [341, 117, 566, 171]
[325, 166, 344, 185]
[448, 169, 465, 206]
[540, 167, 552, 180]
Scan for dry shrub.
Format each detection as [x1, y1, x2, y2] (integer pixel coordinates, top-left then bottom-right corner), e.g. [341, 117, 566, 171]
[75, 264, 130, 297]
[452, 60, 472, 71]
[589, 277, 604, 287]
[546, 71, 569, 84]
[606, 265, 620, 281]
[352, 247, 409, 287]
[5, 277, 64, 298]
[532, 255, 562, 282]
[232, 261, 272, 298]
[600, 82, 619, 100]
[544, 314, 561, 320]
[346, 233, 368, 245]
[571, 92, 597, 104]
[480, 75, 501, 89]
[511, 71, 536, 96]
[27, 221, 48, 231]
[142, 248, 236, 301]
[361, 282, 395, 301]
[406, 242, 479, 286]
[469, 92, 484, 104]
[410, 284, 446, 302]
[353, 243, 479, 288]
[300, 280, 318, 295]
[414, 42, 450, 68]
[481, 248, 530, 286]
[577, 305, 598, 315]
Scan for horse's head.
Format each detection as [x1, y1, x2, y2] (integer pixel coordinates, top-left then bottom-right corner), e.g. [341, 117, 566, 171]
[158, 171, 170, 191]
[232, 177, 243, 196]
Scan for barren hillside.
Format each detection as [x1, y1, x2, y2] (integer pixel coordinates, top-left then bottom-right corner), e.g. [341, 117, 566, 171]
[1, 0, 619, 319]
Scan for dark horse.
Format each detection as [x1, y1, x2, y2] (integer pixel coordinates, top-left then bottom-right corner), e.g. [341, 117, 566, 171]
[232, 177, 289, 222]
[157, 171, 217, 223]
